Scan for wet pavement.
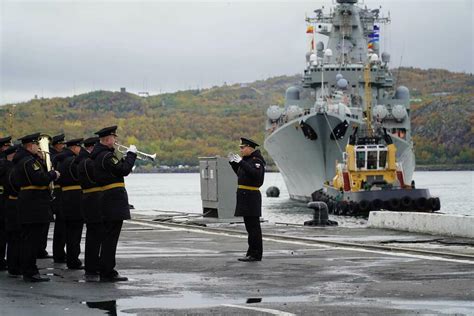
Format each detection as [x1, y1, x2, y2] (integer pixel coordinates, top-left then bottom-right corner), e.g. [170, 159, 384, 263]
[1, 213, 473, 315]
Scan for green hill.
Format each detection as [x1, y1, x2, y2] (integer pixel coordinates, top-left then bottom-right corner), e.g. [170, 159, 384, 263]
[1, 68, 473, 168]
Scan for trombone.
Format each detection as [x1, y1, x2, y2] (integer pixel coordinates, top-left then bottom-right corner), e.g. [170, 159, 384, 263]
[114, 142, 157, 161]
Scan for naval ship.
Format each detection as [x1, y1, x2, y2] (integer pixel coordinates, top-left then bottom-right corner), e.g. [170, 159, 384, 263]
[264, 0, 414, 202]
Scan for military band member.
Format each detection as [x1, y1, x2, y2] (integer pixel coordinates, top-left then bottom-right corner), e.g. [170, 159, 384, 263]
[77, 137, 103, 281]
[91, 126, 136, 282]
[0, 145, 21, 276]
[50, 133, 67, 263]
[14, 133, 60, 282]
[56, 138, 85, 269]
[0, 136, 13, 270]
[229, 137, 266, 262]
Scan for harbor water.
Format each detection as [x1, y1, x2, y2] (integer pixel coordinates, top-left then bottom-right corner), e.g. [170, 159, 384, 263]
[127, 171, 473, 226]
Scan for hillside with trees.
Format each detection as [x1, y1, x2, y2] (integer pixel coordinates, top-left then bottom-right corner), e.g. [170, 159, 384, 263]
[1, 67, 472, 169]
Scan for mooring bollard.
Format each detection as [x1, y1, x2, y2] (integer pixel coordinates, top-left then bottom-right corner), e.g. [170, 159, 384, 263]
[304, 201, 338, 226]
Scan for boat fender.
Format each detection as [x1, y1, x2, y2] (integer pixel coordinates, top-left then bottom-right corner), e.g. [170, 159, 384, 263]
[330, 120, 349, 140]
[359, 200, 370, 212]
[415, 197, 427, 211]
[400, 196, 412, 210]
[388, 198, 401, 211]
[434, 197, 441, 211]
[266, 186, 280, 198]
[372, 199, 384, 210]
[300, 121, 318, 140]
[427, 198, 438, 211]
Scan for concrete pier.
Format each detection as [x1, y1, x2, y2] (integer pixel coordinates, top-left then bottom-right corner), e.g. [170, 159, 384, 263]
[1, 212, 473, 315]
[368, 211, 474, 238]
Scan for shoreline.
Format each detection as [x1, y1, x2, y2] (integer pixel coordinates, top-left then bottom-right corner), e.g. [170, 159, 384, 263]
[133, 164, 474, 173]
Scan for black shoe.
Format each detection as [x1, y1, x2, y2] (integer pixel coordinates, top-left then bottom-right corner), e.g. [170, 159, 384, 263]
[0, 261, 7, 271]
[84, 273, 100, 282]
[37, 252, 53, 259]
[67, 264, 84, 270]
[8, 270, 22, 277]
[54, 258, 66, 264]
[238, 256, 261, 262]
[100, 274, 128, 282]
[23, 274, 50, 282]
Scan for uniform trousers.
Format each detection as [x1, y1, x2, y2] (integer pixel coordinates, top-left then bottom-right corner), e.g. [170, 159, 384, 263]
[243, 216, 263, 260]
[37, 222, 50, 257]
[21, 223, 44, 277]
[53, 213, 66, 261]
[99, 220, 123, 277]
[7, 230, 21, 274]
[0, 219, 6, 268]
[65, 220, 84, 267]
[84, 222, 105, 274]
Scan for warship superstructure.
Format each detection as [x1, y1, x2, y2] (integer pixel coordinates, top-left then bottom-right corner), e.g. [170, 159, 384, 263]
[264, 0, 414, 201]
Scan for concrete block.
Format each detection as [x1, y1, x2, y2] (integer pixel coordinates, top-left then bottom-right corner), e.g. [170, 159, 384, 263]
[368, 211, 474, 238]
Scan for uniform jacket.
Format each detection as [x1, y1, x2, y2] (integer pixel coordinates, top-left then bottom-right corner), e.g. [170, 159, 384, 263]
[230, 149, 266, 217]
[13, 147, 57, 224]
[0, 159, 20, 231]
[77, 148, 103, 223]
[90, 143, 136, 221]
[0, 157, 6, 222]
[56, 148, 84, 221]
[50, 147, 62, 215]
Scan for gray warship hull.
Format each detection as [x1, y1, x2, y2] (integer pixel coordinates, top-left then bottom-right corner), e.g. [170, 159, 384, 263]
[264, 0, 415, 202]
[265, 112, 415, 201]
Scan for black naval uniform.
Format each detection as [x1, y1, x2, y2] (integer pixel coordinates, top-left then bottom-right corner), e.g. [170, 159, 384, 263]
[0, 154, 8, 270]
[13, 141, 58, 281]
[51, 135, 66, 262]
[77, 146, 104, 276]
[0, 146, 21, 275]
[230, 148, 266, 261]
[0, 136, 12, 270]
[91, 141, 136, 280]
[0, 158, 7, 271]
[56, 145, 85, 269]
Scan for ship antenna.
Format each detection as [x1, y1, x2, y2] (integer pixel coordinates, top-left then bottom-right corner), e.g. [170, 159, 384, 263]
[394, 42, 405, 86]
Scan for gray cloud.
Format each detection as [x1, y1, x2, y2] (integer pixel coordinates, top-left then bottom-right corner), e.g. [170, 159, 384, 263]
[1, 0, 472, 104]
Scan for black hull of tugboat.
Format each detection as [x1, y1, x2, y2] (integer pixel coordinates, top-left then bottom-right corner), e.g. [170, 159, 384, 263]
[311, 186, 441, 217]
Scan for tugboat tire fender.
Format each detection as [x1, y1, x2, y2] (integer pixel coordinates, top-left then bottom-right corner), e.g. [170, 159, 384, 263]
[415, 197, 427, 211]
[388, 198, 401, 211]
[359, 200, 370, 212]
[401, 196, 412, 210]
[372, 199, 384, 210]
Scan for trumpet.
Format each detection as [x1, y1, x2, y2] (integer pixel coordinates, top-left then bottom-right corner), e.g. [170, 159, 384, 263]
[114, 142, 157, 161]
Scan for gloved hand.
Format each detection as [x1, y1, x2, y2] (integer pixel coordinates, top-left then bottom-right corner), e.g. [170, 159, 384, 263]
[228, 152, 235, 162]
[127, 144, 137, 154]
[231, 154, 242, 163]
[49, 170, 60, 180]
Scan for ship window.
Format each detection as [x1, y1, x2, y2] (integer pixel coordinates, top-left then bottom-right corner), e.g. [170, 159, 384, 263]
[356, 151, 366, 169]
[367, 151, 377, 169]
[379, 150, 387, 168]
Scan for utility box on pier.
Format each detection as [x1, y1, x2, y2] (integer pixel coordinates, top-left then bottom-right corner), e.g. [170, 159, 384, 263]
[199, 157, 237, 219]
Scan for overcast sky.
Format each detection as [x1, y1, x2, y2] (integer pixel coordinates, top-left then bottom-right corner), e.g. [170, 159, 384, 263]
[1, 0, 472, 105]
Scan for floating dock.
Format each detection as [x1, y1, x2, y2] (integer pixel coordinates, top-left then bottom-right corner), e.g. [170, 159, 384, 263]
[1, 211, 473, 315]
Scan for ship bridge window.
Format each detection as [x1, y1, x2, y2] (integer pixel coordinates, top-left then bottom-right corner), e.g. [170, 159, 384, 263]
[356, 151, 366, 169]
[367, 151, 378, 169]
[379, 150, 387, 168]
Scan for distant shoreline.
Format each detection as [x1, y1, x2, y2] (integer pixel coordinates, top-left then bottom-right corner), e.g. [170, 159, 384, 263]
[133, 164, 474, 173]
